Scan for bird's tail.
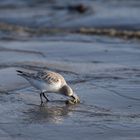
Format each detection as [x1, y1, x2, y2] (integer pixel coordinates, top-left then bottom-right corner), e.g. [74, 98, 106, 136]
[16, 70, 32, 78]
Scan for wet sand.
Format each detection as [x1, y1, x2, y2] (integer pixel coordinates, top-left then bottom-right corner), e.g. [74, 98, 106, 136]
[0, 39, 140, 140]
[0, 0, 140, 140]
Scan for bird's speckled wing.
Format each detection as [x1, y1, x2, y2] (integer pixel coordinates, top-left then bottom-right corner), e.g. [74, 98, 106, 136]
[36, 70, 67, 85]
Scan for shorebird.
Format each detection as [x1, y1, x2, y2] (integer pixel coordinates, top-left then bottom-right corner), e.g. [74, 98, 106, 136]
[17, 70, 80, 104]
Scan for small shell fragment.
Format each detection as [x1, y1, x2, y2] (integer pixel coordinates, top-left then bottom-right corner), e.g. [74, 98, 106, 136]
[65, 99, 80, 105]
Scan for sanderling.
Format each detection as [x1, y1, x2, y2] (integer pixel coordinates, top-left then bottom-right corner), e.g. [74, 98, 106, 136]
[16, 70, 80, 104]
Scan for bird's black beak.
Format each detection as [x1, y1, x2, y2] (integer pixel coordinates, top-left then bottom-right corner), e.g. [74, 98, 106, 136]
[71, 95, 75, 100]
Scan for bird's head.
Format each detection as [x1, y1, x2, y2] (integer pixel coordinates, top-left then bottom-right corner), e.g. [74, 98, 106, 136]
[60, 85, 80, 102]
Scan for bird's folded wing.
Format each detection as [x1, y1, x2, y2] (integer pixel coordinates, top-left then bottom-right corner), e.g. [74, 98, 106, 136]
[36, 71, 60, 84]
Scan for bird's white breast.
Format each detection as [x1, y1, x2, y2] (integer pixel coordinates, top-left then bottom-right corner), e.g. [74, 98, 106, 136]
[28, 78, 61, 93]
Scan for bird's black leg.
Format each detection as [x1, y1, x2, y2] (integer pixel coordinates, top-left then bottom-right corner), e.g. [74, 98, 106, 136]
[43, 92, 49, 102]
[40, 92, 43, 105]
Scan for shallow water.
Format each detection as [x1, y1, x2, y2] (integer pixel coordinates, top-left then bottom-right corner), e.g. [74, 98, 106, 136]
[0, 0, 140, 140]
[0, 39, 140, 140]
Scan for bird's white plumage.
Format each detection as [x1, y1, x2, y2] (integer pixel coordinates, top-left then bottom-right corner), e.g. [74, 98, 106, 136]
[27, 78, 62, 93]
[17, 70, 67, 93]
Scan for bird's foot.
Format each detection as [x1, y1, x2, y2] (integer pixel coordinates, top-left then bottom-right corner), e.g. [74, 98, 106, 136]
[40, 101, 44, 106]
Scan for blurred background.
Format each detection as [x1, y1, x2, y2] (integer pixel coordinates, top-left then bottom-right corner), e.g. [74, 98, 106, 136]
[0, 0, 140, 40]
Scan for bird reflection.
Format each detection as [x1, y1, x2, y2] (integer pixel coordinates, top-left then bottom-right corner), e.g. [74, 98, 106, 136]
[23, 101, 77, 124]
